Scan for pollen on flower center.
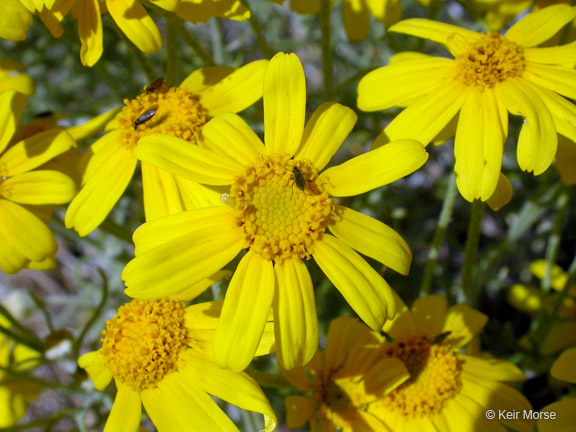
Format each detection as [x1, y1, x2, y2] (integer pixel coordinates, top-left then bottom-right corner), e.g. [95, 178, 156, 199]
[117, 85, 211, 151]
[454, 32, 526, 89]
[229, 153, 334, 263]
[379, 336, 462, 417]
[100, 298, 189, 392]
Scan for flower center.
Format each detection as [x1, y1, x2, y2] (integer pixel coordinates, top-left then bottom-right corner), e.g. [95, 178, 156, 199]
[379, 335, 462, 417]
[229, 154, 334, 263]
[100, 299, 189, 392]
[117, 85, 211, 151]
[454, 32, 526, 89]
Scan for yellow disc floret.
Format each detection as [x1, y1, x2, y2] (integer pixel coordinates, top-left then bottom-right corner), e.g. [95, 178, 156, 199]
[117, 85, 211, 151]
[100, 299, 189, 392]
[379, 335, 462, 417]
[455, 32, 526, 89]
[230, 154, 334, 263]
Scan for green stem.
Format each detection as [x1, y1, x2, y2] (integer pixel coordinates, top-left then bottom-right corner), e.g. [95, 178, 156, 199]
[541, 188, 569, 292]
[210, 18, 225, 65]
[319, 0, 334, 100]
[0, 304, 44, 352]
[171, 18, 216, 66]
[108, 17, 157, 82]
[421, 173, 458, 296]
[461, 200, 485, 304]
[241, 0, 276, 58]
[72, 270, 109, 361]
[165, 16, 179, 85]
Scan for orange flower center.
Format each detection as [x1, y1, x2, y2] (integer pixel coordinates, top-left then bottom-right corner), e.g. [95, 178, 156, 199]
[454, 32, 526, 89]
[100, 299, 189, 392]
[378, 335, 462, 417]
[229, 153, 334, 263]
[117, 84, 211, 152]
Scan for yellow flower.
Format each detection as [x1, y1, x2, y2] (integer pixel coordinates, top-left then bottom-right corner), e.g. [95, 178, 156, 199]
[124, 52, 428, 371]
[290, 0, 401, 42]
[0, 316, 42, 428]
[10, 0, 248, 67]
[78, 297, 277, 432]
[65, 60, 268, 236]
[358, 4, 576, 203]
[283, 317, 410, 431]
[508, 260, 576, 354]
[0, 90, 76, 274]
[0, 58, 34, 96]
[369, 295, 533, 431]
[539, 348, 576, 432]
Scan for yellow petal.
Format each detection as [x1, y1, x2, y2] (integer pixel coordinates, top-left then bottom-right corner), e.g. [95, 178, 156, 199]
[67, 107, 122, 141]
[174, 0, 249, 24]
[357, 57, 453, 111]
[329, 205, 411, 275]
[320, 139, 428, 197]
[410, 295, 447, 336]
[180, 66, 234, 93]
[106, 0, 162, 54]
[389, 18, 481, 46]
[523, 63, 576, 101]
[142, 164, 188, 221]
[78, 351, 113, 391]
[556, 136, 576, 185]
[273, 258, 318, 370]
[539, 398, 576, 432]
[313, 234, 396, 330]
[214, 251, 275, 372]
[383, 83, 465, 145]
[172, 270, 230, 302]
[0, 199, 57, 267]
[1, 170, 75, 205]
[264, 52, 306, 156]
[141, 375, 237, 432]
[135, 134, 243, 185]
[342, 0, 370, 42]
[179, 353, 277, 432]
[454, 88, 506, 202]
[202, 113, 265, 166]
[364, 357, 409, 397]
[1, 128, 76, 176]
[486, 173, 513, 211]
[296, 102, 357, 171]
[0, 90, 27, 154]
[290, 0, 320, 14]
[495, 79, 557, 175]
[103, 384, 142, 432]
[528, 84, 576, 144]
[542, 321, 576, 355]
[461, 353, 526, 382]
[199, 60, 268, 116]
[443, 304, 488, 348]
[133, 206, 234, 255]
[123, 222, 244, 299]
[65, 143, 136, 237]
[0, 73, 35, 97]
[77, 0, 103, 66]
[0, 0, 33, 41]
[285, 396, 315, 429]
[525, 44, 576, 66]
[504, 4, 576, 48]
[551, 348, 576, 382]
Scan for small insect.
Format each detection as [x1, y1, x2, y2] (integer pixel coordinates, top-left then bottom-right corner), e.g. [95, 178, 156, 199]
[431, 331, 452, 345]
[134, 104, 159, 129]
[144, 76, 164, 93]
[292, 166, 307, 191]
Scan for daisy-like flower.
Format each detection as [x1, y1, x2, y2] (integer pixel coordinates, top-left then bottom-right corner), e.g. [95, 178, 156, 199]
[283, 317, 410, 431]
[290, 0, 401, 42]
[358, 4, 576, 203]
[11, 0, 248, 67]
[78, 297, 277, 432]
[0, 90, 76, 274]
[509, 260, 576, 354]
[367, 295, 534, 431]
[124, 52, 428, 371]
[65, 60, 268, 236]
[539, 348, 576, 431]
[0, 315, 42, 428]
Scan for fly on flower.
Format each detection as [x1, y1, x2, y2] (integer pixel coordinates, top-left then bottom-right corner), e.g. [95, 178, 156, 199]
[134, 104, 159, 129]
[144, 77, 164, 93]
[291, 166, 307, 191]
